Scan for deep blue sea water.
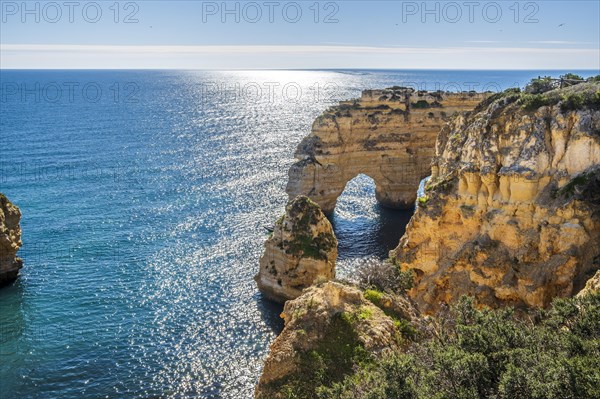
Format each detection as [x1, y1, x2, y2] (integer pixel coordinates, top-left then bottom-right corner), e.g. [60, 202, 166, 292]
[0, 69, 597, 398]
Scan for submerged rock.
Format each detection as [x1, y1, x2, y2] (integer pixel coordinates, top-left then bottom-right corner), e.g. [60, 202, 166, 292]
[255, 196, 337, 303]
[393, 82, 600, 312]
[0, 193, 23, 286]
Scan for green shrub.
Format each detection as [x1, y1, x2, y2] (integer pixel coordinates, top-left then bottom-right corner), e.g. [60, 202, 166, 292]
[319, 293, 600, 399]
[411, 100, 431, 109]
[317, 354, 417, 399]
[263, 311, 371, 398]
[284, 223, 336, 261]
[520, 93, 553, 111]
[524, 76, 556, 94]
[560, 92, 585, 112]
[560, 73, 584, 81]
[363, 289, 384, 305]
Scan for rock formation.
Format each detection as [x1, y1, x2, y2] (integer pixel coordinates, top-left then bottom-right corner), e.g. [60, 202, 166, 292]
[255, 79, 600, 398]
[393, 82, 600, 312]
[255, 196, 338, 303]
[287, 88, 485, 212]
[577, 270, 600, 297]
[255, 281, 421, 399]
[0, 193, 23, 286]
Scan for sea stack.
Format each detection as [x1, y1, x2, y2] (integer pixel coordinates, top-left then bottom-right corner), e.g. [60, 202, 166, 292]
[0, 193, 23, 286]
[255, 196, 337, 303]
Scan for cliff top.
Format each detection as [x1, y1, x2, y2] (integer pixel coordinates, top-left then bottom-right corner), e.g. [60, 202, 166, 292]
[473, 80, 600, 115]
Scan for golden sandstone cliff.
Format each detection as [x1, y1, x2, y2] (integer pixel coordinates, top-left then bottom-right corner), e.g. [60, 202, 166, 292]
[393, 82, 600, 312]
[255, 81, 600, 397]
[286, 88, 484, 213]
[257, 88, 483, 303]
[0, 193, 23, 286]
[255, 196, 337, 303]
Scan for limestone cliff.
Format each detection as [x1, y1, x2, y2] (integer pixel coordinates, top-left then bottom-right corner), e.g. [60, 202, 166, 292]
[393, 82, 600, 312]
[255, 196, 337, 303]
[287, 88, 485, 213]
[0, 193, 23, 286]
[255, 281, 421, 399]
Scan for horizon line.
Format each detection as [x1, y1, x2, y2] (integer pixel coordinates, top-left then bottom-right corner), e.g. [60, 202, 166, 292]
[2, 67, 599, 71]
[2, 44, 598, 70]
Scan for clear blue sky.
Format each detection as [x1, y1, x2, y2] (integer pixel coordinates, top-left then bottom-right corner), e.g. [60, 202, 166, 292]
[1, 0, 599, 69]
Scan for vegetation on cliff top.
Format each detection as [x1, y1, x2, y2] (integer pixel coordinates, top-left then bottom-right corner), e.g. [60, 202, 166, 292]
[263, 75, 600, 398]
[277, 196, 337, 261]
[472, 75, 600, 115]
[266, 311, 370, 399]
[318, 292, 600, 399]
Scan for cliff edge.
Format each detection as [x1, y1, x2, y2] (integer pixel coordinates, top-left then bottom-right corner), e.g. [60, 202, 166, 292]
[0, 193, 23, 286]
[393, 82, 600, 312]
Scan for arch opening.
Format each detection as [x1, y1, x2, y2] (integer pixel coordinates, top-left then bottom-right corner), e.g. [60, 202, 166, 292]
[329, 174, 414, 269]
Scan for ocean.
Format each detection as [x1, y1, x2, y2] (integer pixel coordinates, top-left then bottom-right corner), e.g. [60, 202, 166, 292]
[0, 69, 596, 398]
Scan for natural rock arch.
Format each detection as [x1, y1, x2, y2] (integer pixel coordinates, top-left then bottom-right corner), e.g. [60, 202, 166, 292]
[286, 88, 485, 213]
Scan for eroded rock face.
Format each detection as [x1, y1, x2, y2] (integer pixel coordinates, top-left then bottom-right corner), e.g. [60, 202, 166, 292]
[0, 193, 23, 286]
[255, 196, 338, 303]
[255, 281, 420, 398]
[393, 83, 600, 312]
[287, 88, 485, 213]
[577, 270, 600, 297]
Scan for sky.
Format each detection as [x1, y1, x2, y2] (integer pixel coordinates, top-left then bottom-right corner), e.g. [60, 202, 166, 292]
[0, 0, 599, 69]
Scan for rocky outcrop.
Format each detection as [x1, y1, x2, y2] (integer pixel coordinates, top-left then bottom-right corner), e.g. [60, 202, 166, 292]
[255, 281, 421, 398]
[0, 193, 23, 286]
[393, 82, 600, 312]
[577, 270, 600, 297]
[287, 88, 485, 213]
[255, 196, 338, 303]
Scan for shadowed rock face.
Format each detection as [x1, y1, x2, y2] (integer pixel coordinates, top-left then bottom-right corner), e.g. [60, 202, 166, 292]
[286, 88, 485, 213]
[0, 193, 23, 286]
[255, 196, 338, 303]
[393, 82, 600, 313]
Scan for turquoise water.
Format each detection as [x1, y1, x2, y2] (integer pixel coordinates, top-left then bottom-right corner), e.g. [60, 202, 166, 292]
[0, 70, 596, 398]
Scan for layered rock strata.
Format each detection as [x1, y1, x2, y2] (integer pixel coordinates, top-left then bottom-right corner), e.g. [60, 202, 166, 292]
[0, 193, 23, 286]
[287, 88, 485, 212]
[255, 196, 337, 303]
[393, 83, 600, 312]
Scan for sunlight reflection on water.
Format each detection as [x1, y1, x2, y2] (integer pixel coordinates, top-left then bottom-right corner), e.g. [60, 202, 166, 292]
[0, 69, 576, 398]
